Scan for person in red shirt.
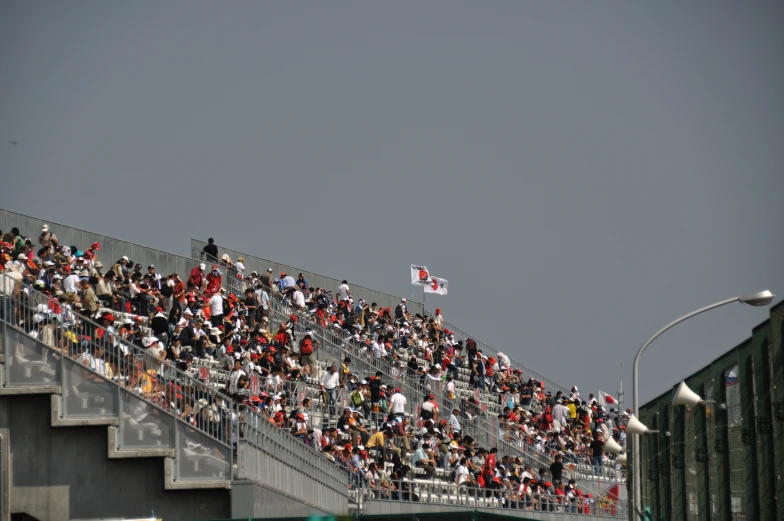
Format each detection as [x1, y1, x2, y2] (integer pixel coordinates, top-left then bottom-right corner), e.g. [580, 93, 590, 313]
[482, 447, 497, 487]
[205, 265, 222, 294]
[84, 241, 100, 261]
[189, 263, 206, 289]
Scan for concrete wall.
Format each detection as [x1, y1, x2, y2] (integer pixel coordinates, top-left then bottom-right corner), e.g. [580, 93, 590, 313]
[0, 395, 230, 521]
[230, 481, 330, 519]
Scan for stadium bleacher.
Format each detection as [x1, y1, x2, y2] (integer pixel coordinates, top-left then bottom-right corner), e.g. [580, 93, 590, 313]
[0, 218, 627, 517]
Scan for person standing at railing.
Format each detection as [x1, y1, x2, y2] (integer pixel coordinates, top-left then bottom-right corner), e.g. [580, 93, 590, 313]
[201, 238, 218, 263]
[320, 364, 339, 416]
[388, 387, 406, 422]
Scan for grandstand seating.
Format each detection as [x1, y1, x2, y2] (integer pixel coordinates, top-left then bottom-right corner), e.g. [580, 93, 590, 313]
[0, 215, 627, 518]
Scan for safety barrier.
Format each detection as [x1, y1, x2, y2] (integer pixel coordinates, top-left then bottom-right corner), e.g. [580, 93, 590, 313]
[424, 310, 570, 398]
[236, 404, 349, 514]
[0, 272, 350, 510]
[356, 479, 626, 518]
[0, 271, 232, 482]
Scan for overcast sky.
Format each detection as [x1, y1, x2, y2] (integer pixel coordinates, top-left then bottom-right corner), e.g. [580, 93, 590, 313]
[1, 1, 782, 403]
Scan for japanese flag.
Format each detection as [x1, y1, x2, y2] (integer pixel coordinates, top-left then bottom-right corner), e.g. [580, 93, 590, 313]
[411, 264, 431, 285]
[424, 276, 448, 295]
[598, 390, 617, 407]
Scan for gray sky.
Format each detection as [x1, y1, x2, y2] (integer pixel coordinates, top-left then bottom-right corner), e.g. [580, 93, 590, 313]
[2, 1, 782, 403]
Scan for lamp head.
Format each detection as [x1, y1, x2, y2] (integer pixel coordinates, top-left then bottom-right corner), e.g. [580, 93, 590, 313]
[739, 290, 775, 307]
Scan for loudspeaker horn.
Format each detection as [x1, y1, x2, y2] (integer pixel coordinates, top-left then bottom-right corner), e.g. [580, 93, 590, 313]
[616, 453, 627, 466]
[603, 437, 623, 454]
[625, 414, 649, 435]
[672, 380, 703, 407]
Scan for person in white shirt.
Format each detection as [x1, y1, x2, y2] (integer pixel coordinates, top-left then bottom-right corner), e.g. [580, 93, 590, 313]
[63, 272, 80, 294]
[209, 291, 223, 327]
[320, 364, 340, 416]
[552, 400, 569, 424]
[234, 258, 245, 276]
[254, 286, 270, 320]
[227, 359, 246, 396]
[337, 280, 350, 302]
[433, 307, 443, 328]
[292, 289, 306, 308]
[449, 408, 462, 434]
[445, 375, 456, 400]
[455, 458, 473, 486]
[389, 389, 407, 419]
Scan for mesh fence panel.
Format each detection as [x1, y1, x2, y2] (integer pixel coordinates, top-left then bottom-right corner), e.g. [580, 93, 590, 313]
[2, 326, 61, 387]
[118, 389, 175, 450]
[684, 406, 698, 520]
[725, 364, 745, 520]
[704, 382, 719, 521]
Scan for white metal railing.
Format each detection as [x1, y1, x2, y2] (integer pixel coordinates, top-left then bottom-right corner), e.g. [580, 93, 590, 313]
[0, 271, 349, 509]
[356, 478, 626, 518]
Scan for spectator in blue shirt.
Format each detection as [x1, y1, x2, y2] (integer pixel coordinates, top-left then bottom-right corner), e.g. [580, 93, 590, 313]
[411, 442, 436, 478]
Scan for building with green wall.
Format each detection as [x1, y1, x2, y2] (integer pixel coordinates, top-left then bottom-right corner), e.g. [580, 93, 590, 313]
[638, 300, 784, 521]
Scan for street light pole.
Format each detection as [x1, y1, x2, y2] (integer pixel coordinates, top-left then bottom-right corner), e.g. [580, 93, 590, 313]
[631, 290, 775, 520]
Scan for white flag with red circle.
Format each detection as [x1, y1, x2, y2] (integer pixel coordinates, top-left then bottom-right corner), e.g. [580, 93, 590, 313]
[411, 264, 431, 285]
[424, 276, 448, 295]
[598, 390, 617, 407]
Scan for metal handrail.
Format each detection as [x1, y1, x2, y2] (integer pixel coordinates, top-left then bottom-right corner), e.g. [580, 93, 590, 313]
[261, 300, 622, 485]
[0, 272, 232, 447]
[0, 271, 350, 500]
[236, 403, 349, 513]
[191, 241, 418, 313]
[356, 479, 626, 518]
[189, 236, 571, 397]
[423, 309, 571, 397]
[265, 297, 625, 490]
[172, 263, 624, 493]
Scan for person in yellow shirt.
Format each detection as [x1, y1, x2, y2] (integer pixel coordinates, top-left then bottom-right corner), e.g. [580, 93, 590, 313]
[366, 429, 397, 463]
[340, 357, 352, 388]
[566, 399, 578, 419]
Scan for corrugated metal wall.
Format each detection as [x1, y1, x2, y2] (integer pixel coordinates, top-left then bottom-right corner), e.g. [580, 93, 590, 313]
[639, 301, 784, 521]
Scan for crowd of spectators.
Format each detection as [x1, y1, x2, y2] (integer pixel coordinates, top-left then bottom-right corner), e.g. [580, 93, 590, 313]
[0, 224, 627, 511]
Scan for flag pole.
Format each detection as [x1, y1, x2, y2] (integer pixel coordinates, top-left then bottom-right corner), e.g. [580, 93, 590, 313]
[422, 284, 426, 313]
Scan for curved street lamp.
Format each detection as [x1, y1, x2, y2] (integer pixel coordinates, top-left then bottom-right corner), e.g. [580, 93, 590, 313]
[631, 290, 775, 519]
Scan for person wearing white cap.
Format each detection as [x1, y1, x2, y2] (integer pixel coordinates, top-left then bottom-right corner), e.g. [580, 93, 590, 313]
[38, 224, 58, 248]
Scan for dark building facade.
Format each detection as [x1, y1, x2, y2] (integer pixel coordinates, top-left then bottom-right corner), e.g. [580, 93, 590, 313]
[638, 301, 784, 521]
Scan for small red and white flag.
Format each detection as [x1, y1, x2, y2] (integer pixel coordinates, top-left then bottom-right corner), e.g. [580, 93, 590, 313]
[424, 276, 448, 295]
[598, 390, 617, 407]
[411, 264, 431, 285]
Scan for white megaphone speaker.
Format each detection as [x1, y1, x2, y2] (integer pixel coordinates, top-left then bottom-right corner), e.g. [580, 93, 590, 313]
[616, 453, 627, 466]
[672, 380, 703, 407]
[603, 437, 623, 454]
[625, 414, 649, 435]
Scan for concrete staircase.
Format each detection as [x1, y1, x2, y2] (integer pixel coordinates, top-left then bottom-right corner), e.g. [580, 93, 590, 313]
[0, 324, 231, 521]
